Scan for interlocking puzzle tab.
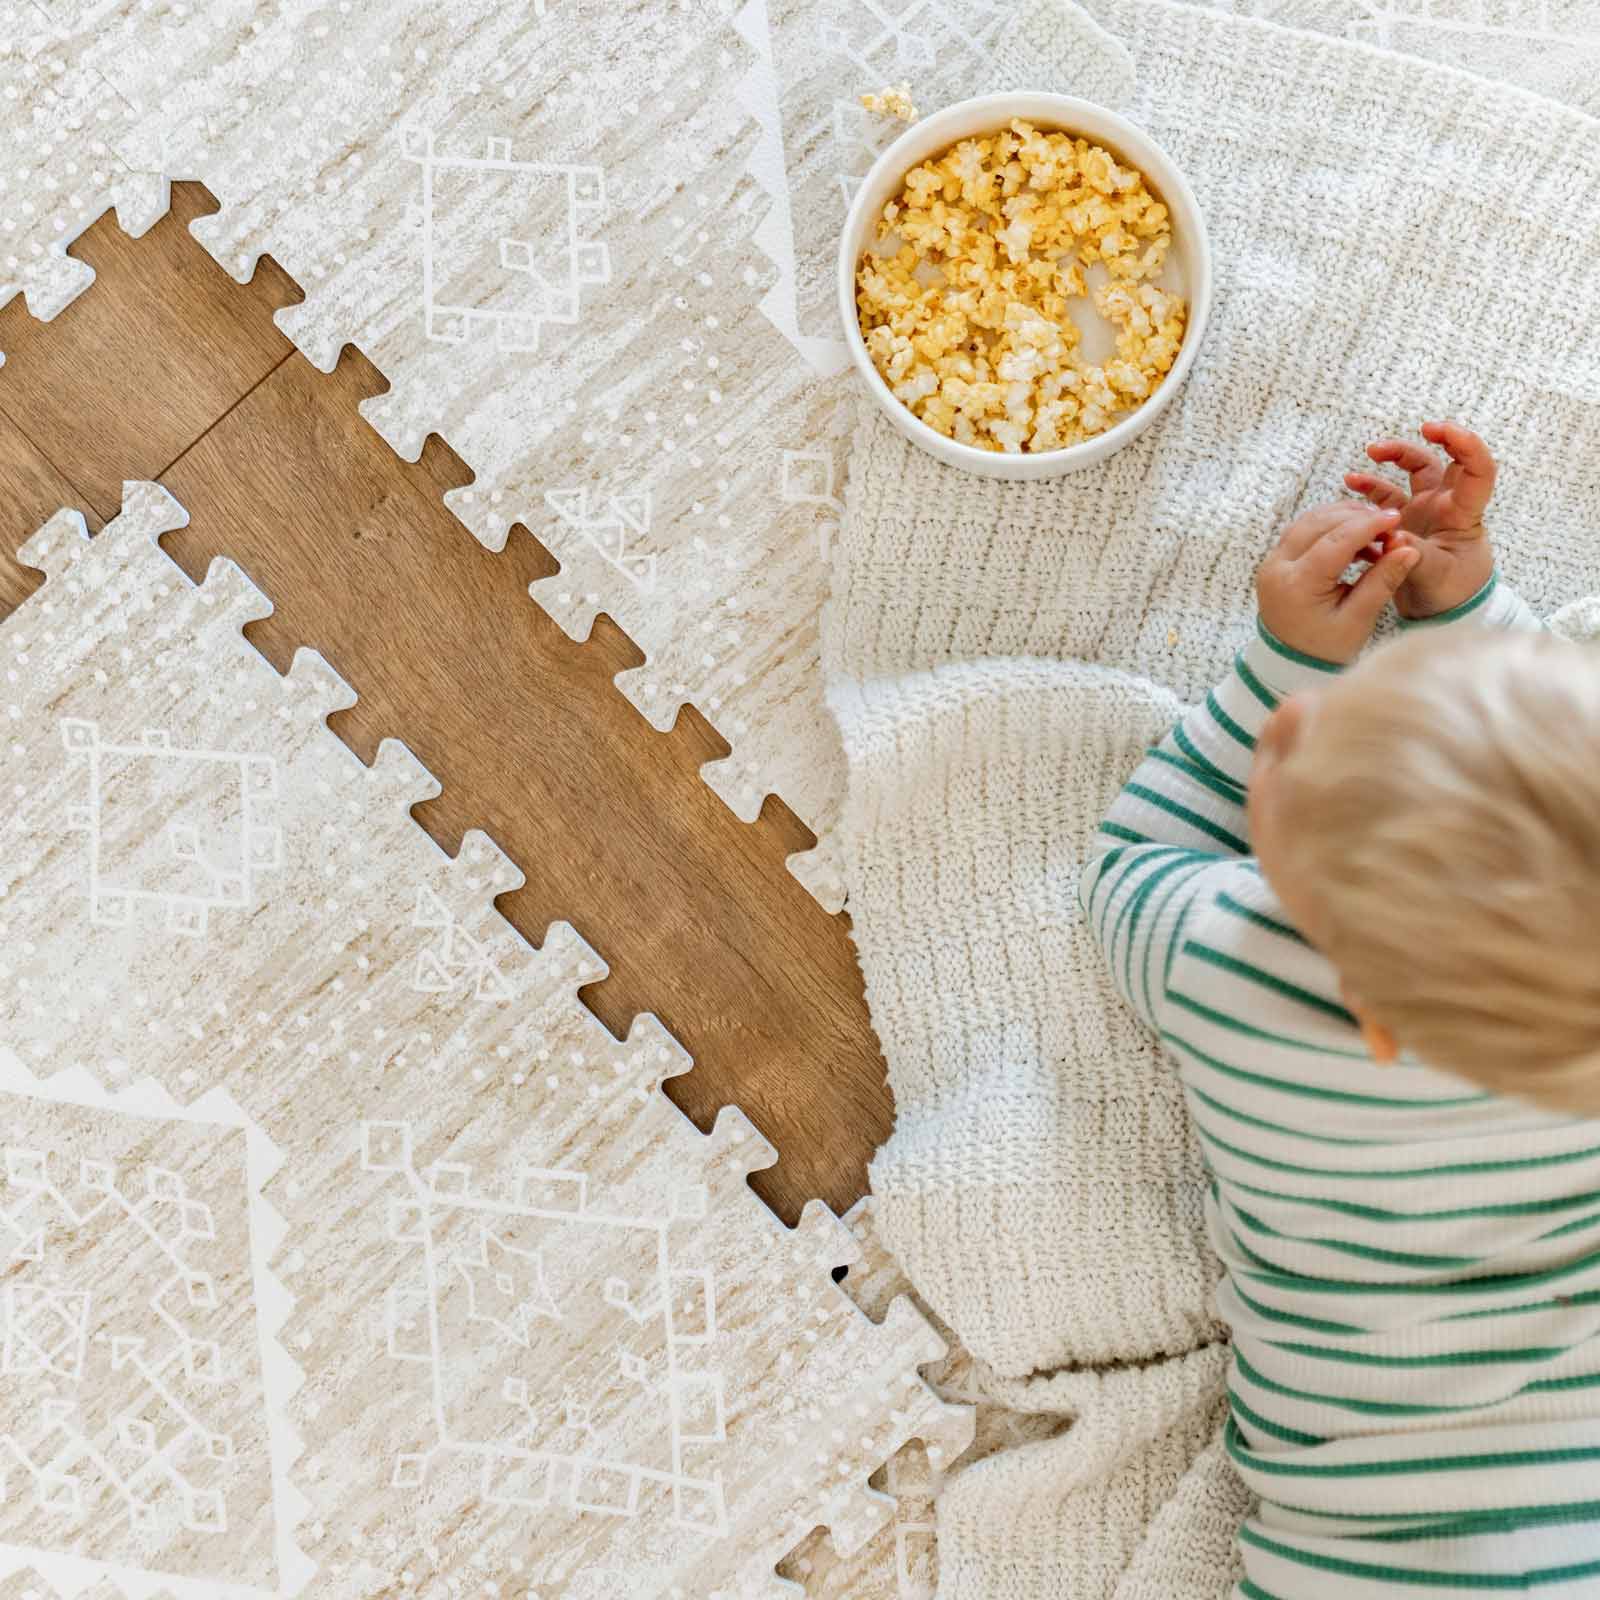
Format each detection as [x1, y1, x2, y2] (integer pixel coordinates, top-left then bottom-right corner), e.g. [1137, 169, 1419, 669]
[0, 484, 969, 1598]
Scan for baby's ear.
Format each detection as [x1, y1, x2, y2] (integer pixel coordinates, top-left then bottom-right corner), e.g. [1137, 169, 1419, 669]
[1341, 981, 1402, 1065]
[1359, 1014, 1402, 1066]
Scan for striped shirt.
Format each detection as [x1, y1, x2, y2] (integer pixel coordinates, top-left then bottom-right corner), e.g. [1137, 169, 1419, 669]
[1080, 576, 1600, 1597]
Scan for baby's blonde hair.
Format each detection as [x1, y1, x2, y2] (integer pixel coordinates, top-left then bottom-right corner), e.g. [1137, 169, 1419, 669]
[1278, 625, 1600, 1112]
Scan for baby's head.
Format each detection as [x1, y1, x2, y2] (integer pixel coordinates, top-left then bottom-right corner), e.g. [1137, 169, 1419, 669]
[1249, 626, 1600, 1109]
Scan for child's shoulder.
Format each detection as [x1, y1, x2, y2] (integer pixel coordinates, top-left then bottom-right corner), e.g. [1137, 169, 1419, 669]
[1163, 864, 1355, 1055]
[1165, 869, 1548, 1139]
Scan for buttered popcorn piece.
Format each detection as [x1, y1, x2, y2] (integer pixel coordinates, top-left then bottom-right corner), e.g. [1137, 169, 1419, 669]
[861, 83, 917, 122]
[855, 120, 1187, 453]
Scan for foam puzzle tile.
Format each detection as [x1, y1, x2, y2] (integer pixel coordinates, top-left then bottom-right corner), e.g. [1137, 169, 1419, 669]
[8, 0, 1600, 909]
[0, 2, 165, 323]
[777, 1198, 1052, 1598]
[0, 484, 970, 1599]
[761, 0, 1007, 349]
[15, 0, 1034, 914]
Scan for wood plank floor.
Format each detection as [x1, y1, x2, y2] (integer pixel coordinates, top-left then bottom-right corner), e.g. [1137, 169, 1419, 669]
[0, 184, 892, 1223]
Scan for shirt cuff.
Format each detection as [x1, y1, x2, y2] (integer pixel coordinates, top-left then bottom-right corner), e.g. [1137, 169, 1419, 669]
[1395, 573, 1500, 631]
[1243, 616, 1346, 699]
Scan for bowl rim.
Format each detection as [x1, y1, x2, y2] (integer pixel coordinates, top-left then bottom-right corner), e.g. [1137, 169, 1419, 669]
[836, 90, 1212, 473]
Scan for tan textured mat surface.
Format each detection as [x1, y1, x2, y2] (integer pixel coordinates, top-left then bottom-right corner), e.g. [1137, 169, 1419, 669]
[0, 484, 969, 1598]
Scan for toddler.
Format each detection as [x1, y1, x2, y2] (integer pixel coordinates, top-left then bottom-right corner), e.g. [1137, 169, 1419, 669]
[1082, 422, 1600, 1596]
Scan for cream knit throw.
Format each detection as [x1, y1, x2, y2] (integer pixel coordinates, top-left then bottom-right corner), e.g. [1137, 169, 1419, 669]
[824, 1, 1600, 1593]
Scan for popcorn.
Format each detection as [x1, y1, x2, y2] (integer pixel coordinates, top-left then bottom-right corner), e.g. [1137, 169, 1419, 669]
[861, 83, 917, 122]
[855, 119, 1187, 453]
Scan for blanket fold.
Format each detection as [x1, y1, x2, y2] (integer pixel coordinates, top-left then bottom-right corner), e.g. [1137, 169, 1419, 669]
[824, 2, 1600, 1594]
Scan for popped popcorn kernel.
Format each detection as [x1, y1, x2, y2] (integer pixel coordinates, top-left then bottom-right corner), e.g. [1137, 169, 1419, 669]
[855, 119, 1187, 454]
[861, 83, 917, 122]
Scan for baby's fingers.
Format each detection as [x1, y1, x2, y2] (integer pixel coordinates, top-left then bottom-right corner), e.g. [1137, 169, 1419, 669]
[1342, 542, 1422, 625]
[1276, 500, 1363, 558]
[1353, 526, 1414, 565]
[1344, 470, 1409, 512]
[1306, 505, 1402, 576]
[1420, 420, 1496, 485]
[1367, 437, 1441, 487]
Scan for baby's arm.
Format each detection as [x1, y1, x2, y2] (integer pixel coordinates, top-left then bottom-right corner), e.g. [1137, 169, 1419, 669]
[1080, 502, 1410, 1029]
[1077, 659, 1284, 1028]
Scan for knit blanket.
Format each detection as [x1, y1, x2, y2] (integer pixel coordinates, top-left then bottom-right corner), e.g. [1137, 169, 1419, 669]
[822, 1, 1600, 1593]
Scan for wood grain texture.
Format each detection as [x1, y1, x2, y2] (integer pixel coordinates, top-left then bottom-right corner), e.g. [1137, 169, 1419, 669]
[0, 493, 961, 1596]
[0, 185, 298, 521]
[0, 411, 98, 615]
[0, 184, 890, 1222]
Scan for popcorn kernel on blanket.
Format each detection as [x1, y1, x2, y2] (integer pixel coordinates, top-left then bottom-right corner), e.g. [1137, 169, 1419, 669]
[854, 118, 1187, 453]
[862, 83, 918, 121]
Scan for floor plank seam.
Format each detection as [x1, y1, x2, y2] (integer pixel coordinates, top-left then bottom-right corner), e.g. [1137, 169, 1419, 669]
[0, 188, 888, 1223]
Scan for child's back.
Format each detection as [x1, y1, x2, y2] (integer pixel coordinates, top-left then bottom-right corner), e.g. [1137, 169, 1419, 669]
[1083, 424, 1600, 1595]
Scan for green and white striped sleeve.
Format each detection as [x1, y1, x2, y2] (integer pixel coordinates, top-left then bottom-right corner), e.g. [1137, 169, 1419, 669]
[1396, 570, 1542, 634]
[1078, 620, 1342, 1029]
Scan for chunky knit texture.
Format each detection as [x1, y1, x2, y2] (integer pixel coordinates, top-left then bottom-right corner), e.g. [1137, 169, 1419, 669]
[823, 1, 1600, 1593]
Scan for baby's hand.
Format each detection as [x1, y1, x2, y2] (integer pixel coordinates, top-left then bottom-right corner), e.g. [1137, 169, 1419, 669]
[1257, 502, 1420, 666]
[1343, 421, 1496, 620]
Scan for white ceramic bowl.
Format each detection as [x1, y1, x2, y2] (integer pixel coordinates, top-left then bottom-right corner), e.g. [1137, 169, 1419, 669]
[838, 92, 1212, 479]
